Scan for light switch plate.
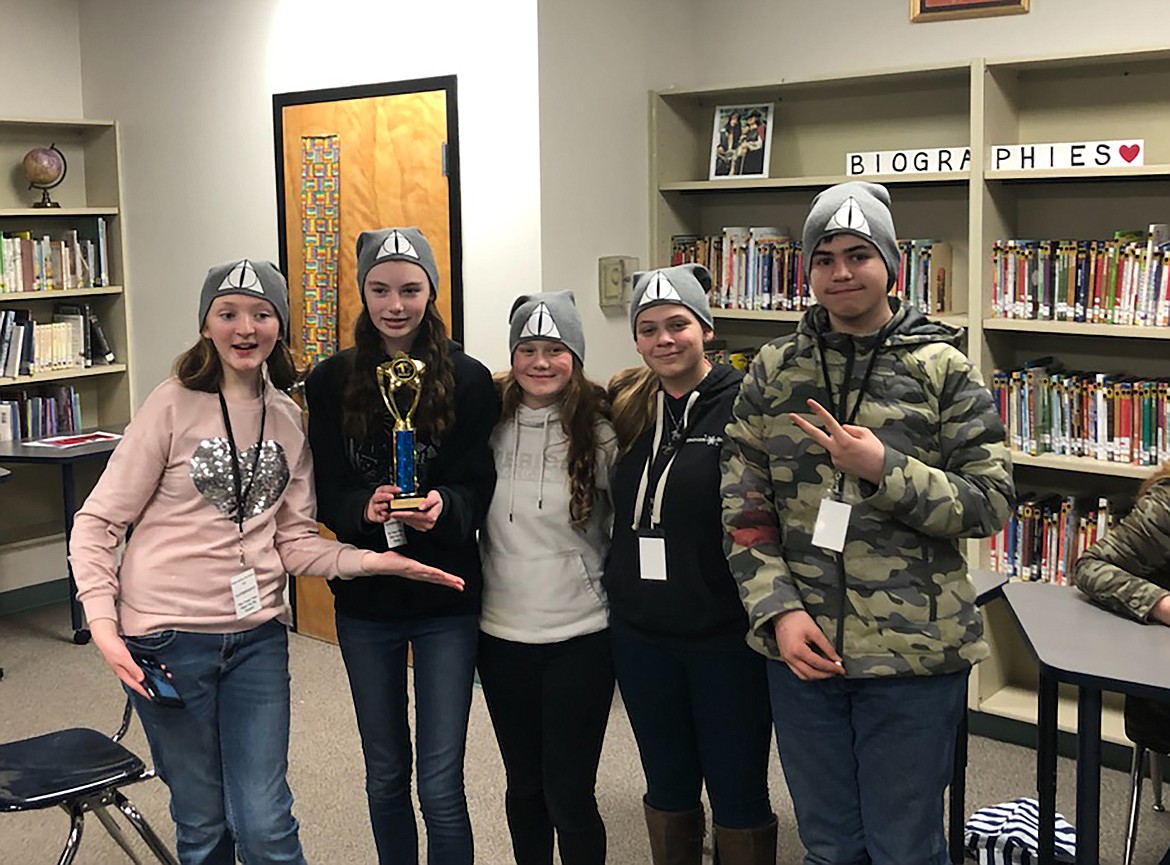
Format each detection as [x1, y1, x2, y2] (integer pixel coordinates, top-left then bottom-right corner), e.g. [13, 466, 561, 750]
[598, 256, 637, 308]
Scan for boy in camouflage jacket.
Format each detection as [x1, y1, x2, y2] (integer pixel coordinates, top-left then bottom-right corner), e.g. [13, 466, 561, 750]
[721, 181, 1013, 865]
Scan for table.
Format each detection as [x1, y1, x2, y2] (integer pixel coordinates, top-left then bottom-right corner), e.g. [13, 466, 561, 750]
[949, 568, 1009, 864]
[1003, 581, 1170, 865]
[0, 430, 123, 644]
[0, 465, 7, 680]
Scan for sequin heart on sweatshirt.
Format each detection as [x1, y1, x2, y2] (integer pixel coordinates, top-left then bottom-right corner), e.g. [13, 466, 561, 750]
[190, 438, 290, 521]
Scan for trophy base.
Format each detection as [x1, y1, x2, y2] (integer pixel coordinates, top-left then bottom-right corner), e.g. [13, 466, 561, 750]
[390, 495, 427, 511]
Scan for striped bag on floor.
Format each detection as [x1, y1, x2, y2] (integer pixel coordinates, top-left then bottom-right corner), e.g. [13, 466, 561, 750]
[964, 797, 1077, 864]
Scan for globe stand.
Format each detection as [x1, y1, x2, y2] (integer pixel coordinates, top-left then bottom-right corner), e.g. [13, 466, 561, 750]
[32, 186, 61, 209]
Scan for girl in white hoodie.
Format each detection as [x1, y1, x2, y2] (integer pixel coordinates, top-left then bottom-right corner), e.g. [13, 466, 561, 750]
[477, 291, 618, 865]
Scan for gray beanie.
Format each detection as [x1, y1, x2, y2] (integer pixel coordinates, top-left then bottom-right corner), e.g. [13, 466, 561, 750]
[509, 290, 585, 364]
[198, 259, 289, 338]
[356, 227, 439, 300]
[802, 181, 899, 289]
[629, 264, 714, 335]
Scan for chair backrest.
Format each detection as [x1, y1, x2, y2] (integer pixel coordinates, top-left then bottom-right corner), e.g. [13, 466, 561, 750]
[112, 695, 135, 743]
[1124, 695, 1170, 754]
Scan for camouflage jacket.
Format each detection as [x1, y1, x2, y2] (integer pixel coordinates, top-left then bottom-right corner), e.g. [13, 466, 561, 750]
[1073, 479, 1170, 622]
[721, 301, 1014, 677]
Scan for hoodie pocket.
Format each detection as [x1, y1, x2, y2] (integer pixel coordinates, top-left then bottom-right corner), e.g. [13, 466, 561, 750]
[482, 550, 606, 632]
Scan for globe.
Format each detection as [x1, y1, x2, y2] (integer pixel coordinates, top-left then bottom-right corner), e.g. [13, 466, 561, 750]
[21, 144, 67, 207]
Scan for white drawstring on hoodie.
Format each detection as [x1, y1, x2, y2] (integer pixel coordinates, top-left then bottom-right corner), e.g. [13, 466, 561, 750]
[630, 389, 699, 531]
[507, 407, 552, 522]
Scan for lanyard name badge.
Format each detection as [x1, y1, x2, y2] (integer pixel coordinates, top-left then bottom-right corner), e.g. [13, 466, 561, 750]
[633, 390, 695, 581]
[811, 327, 888, 553]
[218, 388, 266, 619]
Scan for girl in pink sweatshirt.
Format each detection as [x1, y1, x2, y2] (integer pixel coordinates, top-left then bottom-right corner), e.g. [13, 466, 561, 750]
[69, 259, 462, 865]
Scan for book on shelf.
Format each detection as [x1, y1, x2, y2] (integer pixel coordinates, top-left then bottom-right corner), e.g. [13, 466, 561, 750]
[672, 228, 810, 313]
[0, 382, 83, 441]
[992, 225, 1170, 327]
[0, 229, 101, 293]
[989, 492, 1129, 586]
[991, 360, 1169, 467]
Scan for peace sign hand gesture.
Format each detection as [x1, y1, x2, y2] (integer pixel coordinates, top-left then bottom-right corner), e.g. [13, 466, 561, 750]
[789, 399, 886, 485]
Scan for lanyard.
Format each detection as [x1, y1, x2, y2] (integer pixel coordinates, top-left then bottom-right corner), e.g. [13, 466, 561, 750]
[631, 389, 699, 531]
[217, 386, 267, 566]
[815, 324, 890, 494]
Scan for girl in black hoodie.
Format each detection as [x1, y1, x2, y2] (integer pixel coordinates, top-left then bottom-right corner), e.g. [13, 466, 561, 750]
[603, 264, 776, 865]
[304, 227, 498, 865]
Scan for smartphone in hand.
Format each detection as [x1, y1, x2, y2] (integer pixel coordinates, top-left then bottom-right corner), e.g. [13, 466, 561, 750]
[133, 655, 185, 708]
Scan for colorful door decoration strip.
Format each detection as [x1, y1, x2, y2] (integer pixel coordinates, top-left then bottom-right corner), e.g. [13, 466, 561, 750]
[300, 135, 341, 367]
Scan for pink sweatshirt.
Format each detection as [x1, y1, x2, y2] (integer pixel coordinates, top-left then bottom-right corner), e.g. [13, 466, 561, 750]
[70, 377, 368, 636]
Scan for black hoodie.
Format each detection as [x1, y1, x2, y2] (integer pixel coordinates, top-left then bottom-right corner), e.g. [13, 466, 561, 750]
[603, 362, 748, 647]
[304, 341, 499, 621]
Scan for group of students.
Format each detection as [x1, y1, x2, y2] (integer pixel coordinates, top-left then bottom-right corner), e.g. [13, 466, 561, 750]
[63, 180, 1169, 865]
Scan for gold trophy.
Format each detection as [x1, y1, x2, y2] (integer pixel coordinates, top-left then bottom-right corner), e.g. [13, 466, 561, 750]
[376, 352, 427, 510]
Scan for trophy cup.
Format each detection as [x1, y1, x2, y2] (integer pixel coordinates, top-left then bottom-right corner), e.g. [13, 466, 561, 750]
[376, 352, 428, 510]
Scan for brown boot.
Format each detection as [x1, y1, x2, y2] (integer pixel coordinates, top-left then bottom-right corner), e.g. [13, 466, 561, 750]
[713, 816, 778, 865]
[643, 799, 706, 865]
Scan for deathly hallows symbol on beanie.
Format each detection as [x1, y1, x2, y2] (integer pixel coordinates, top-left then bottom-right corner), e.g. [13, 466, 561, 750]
[640, 271, 682, 305]
[520, 302, 561, 340]
[825, 197, 871, 236]
[218, 260, 263, 295]
[377, 230, 419, 260]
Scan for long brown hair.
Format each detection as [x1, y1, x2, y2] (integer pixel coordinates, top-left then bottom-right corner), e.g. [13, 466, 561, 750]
[497, 361, 610, 530]
[608, 365, 660, 456]
[341, 300, 456, 442]
[1139, 461, 1170, 497]
[174, 337, 301, 393]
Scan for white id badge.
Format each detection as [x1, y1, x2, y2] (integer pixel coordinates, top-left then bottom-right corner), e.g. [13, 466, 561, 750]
[230, 568, 262, 619]
[638, 534, 668, 581]
[383, 519, 407, 550]
[812, 498, 852, 553]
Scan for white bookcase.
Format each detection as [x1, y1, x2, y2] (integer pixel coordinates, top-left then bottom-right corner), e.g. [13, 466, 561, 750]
[0, 118, 132, 583]
[650, 49, 1170, 745]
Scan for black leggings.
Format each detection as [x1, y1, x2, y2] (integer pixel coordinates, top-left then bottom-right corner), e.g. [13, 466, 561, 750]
[477, 629, 615, 865]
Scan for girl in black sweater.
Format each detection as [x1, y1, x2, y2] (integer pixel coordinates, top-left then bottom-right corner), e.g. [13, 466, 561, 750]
[305, 227, 498, 865]
[603, 264, 776, 865]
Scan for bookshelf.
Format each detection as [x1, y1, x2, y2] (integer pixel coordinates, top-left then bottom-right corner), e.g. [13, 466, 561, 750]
[650, 48, 1170, 747]
[0, 118, 132, 590]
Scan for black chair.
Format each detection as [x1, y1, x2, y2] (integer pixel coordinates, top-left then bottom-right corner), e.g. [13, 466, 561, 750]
[0, 696, 177, 864]
[1123, 694, 1169, 865]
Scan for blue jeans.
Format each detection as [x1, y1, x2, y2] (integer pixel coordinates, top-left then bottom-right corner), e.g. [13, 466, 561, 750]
[125, 619, 304, 865]
[611, 627, 773, 829]
[335, 612, 478, 865]
[767, 662, 969, 865]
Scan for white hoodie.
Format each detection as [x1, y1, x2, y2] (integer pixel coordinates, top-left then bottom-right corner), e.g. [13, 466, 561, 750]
[479, 402, 617, 643]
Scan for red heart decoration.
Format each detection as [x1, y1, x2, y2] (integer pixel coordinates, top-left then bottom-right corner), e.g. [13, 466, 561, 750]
[1119, 143, 1140, 163]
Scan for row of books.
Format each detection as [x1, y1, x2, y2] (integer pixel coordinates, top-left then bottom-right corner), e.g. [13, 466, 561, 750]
[672, 228, 812, 313]
[0, 220, 110, 293]
[0, 304, 116, 379]
[989, 494, 1124, 586]
[990, 360, 1169, 466]
[670, 230, 958, 315]
[0, 383, 83, 442]
[990, 226, 1170, 327]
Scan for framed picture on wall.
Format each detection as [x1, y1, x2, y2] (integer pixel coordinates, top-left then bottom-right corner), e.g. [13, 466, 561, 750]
[910, 0, 1029, 23]
[709, 103, 774, 180]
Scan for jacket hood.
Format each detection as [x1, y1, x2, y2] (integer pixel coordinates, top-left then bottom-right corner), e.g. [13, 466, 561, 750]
[693, 360, 744, 401]
[798, 297, 963, 350]
[514, 401, 559, 428]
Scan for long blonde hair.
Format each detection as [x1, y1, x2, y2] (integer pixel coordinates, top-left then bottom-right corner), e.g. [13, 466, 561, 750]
[608, 365, 660, 456]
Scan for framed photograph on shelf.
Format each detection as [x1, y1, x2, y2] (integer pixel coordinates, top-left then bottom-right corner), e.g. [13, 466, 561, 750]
[910, 0, 1029, 23]
[709, 103, 774, 180]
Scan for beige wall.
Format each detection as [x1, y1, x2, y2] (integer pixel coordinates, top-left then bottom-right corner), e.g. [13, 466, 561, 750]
[0, 0, 83, 118]
[76, 0, 542, 395]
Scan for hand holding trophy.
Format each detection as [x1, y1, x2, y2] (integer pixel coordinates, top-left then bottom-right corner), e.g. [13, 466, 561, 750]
[376, 352, 428, 511]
